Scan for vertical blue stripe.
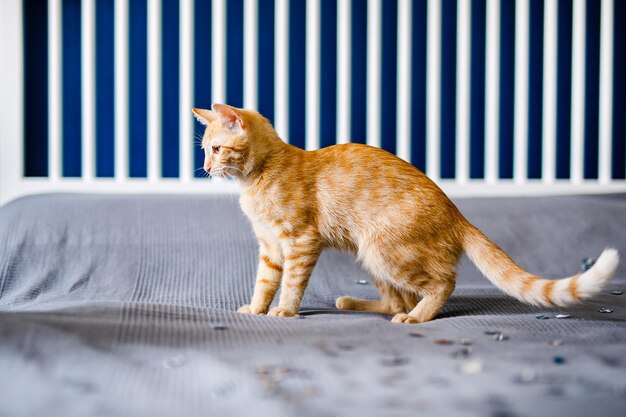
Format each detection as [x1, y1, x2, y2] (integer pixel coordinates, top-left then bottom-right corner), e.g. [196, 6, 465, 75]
[320, 0, 337, 149]
[584, 0, 600, 179]
[381, 0, 397, 155]
[258, 0, 275, 124]
[556, 0, 572, 179]
[226, 0, 243, 107]
[351, 0, 367, 144]
[470, 0, 485, 179]
[23, 0, 49, 177]
[62, 0, 82, 177]
[411, 0, 427, 172]
[96, 0, 115, 178]
[194, 0, 211, 178]
[613, 0, 626, 179]
[162, 0, 179, 177]
[499, 0, 515, 179]
[528, 0, 544, 179]
[129, 0, 147, 178]
[440, 0, 456, 179]
[288, 0, 306, 149]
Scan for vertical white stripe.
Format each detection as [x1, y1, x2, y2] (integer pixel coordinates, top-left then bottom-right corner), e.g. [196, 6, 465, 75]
[542, 0, 557, 184]
[514, 0, 529, 184]
[275, 0, 289, 141]
[455, 0, 471, 183]
[426, 0, 441, 180]
[0, 0, 24, 204]
[179, 0, 194, 182]
[48, 0, 62, 181]
[366, 0, 381, 149]
[396, 0, 412, 163]
[244, 0, 258, 109]
[306, 0, 321, 150]
[598, 0, 614, 184]
[571, 0, 586, 184]
[81, 0, 95, 180]
[212, 0, 226, 104]
[485, 0, 500, 184]
[336, 0, 351, 144]
[115, 0, 129, 181]
[147, 0, 162, 181]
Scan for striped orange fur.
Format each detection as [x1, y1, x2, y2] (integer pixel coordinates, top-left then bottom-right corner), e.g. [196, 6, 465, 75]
[193, 104, 620, 323]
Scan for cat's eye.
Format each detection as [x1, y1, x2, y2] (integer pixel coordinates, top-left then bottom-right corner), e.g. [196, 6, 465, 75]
[211, 146, 220, 154]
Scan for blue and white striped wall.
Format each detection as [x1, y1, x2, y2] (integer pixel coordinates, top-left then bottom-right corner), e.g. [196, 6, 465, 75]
[1, 0, 626, 204]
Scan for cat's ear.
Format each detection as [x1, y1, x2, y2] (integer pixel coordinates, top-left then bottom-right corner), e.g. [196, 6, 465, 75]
[212, 103, 245, 131]
[192, 108, 216, 125]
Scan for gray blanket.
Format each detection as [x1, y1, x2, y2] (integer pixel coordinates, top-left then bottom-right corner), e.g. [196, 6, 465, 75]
[1, 193, 625, 417]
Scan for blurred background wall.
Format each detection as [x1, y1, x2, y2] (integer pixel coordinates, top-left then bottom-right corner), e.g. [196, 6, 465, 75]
[19, 0, 626, 183]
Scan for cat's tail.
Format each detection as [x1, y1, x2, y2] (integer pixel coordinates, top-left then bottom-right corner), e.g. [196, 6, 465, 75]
[462, 222, 619, 307]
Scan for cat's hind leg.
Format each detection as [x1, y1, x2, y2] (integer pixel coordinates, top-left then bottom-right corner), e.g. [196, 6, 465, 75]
[336, 279, 416, 314]
[391, 275, 455, 324]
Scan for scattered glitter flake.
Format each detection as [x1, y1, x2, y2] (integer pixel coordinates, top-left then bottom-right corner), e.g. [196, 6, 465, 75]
[598, 308, 614, 313]
[164, 355, 187, 368]
[458, 360, 483, 375]
[581, 257, 596, 271]
[381, 357, 409, 367]
[434, 338, 455, 346]
[355, 279, 368, 285]
[491, 333, 509, 341]
[610, 290, 623, 296]
[451, 347, 472, 358]
[535, 314, 550, 320]
[555, 314, 570, 319]
[549, 339, 564, 346]
[212, 324, 227, 331]
[409, 332, 425, 338]
[553, 356, 566, 365]
[514, 369, 537, 384]
[459, 338, 473, 346]
[484, 330, 501, 335]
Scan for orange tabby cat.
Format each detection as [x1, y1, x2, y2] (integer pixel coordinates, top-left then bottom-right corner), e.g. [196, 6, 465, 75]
[193, 104, 619, 324]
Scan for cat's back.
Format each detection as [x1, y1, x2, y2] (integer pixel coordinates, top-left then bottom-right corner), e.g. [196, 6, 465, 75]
[312, 143, 436, 196]
[310, 144, 458, 243]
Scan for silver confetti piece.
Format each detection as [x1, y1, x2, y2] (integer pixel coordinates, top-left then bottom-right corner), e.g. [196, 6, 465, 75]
[581, 257, 596, 271]
[514, 369, 537, 383]
[535, 314, 550, 320]
[458, 360, 483, 375]
[555, 314, 570, 319]
[492, 333, 509, 341]
[610, 290, 623, 295]
[355, 279, 368, 285]
[597, 308, 614, 313]
[164, 355, 187, 368]
[549, 339, 563, 346]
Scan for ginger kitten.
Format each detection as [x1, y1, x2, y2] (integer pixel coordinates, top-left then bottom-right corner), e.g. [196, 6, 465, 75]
[193, 104, 619, 324]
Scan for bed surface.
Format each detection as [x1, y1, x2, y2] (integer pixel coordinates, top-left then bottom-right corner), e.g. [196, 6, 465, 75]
[1, 193, 625, 417]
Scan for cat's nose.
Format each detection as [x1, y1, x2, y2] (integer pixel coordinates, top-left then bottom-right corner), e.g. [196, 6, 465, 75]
[204, 166, 211, 174]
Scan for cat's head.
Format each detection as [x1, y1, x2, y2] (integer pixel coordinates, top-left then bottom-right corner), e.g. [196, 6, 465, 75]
[193, 104, 262, 180]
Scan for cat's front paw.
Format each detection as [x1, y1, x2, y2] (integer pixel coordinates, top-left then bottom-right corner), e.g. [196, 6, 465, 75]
[237, 305, 252, 314]
[237, 305, 267, 315]
[391, 313, 419, 324]
[267, 307, 297, 317]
